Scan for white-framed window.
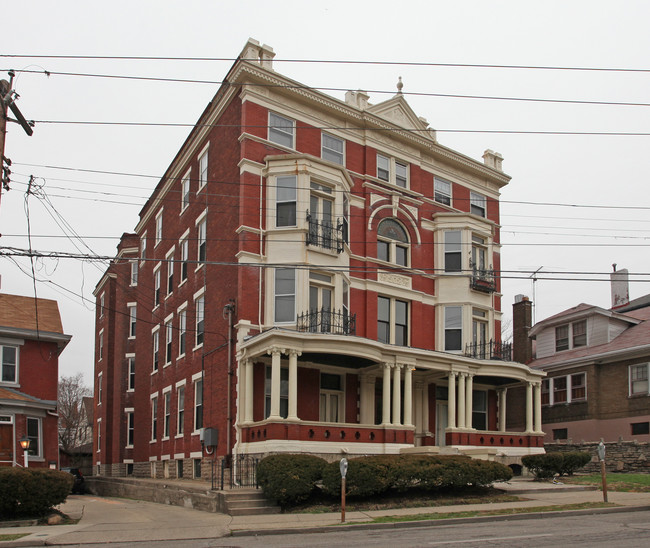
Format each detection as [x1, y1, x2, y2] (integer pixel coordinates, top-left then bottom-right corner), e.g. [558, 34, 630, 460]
[470, 191, 486, 217]
[444, 231, 462, 273]
[154, 267, 161, 307]
[471, 235, 487, 273]
[472, 307, 488, 349]
[274, 268, 295, 323]
[155, 209, 163, 246]
[165, 318, 173, 365]
[434, 177, 452, 206]
[320, 372, 344, 423]
[309, 181, 334, 243]
[555, 320, 587, 352]
[99, 292, 105, 318]
[444, 306, 462, 352]
[140, 231, 147, 264]
[26, 417, 42, 458]
[321, 133, 344, 165]
[630, 363, 649, 396]
[194, 378, 203, 431]
[276, 175, 297, 227]
[98, 330, 104, 361]
[543, 372, 587, 405]
[268, 112, 294, 148]
[152, 328, 160, 372]
[177, 386, 185, 435]
[264, 365, 288, 419]
[128, 304, 136, 338]
[180, 232, 189, 283]
[472, 390, 488, 430]
[127, 355, 135, 391]
[197, 216, 207, 264]
[309, 271, 333, 330]
[151, 395, 158, 441]
[130, 260, 138, 286]
[198, 147, 209, 189]
[377, 218, 409, 266]
[97, 372, 103, 405]
[178, 307, 187, 357]
[377, 153, 408, 188]
[195, 294, 205, 347]
[166, 249, 174, 295]
[377, 296, 408, 346]
[96, 418, 101, 452]
[0, 345, 18, 383]
[181, 169, 191, 211]
[163, 390, 171, 439]
[126, 410, 135, 447]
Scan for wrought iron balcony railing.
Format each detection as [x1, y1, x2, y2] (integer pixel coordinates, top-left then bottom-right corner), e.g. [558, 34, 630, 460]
[470, 261, 497, 293]
[465, 339, 512, 361]
[306, 211, 344, 253]
[297, 308, 356, 336]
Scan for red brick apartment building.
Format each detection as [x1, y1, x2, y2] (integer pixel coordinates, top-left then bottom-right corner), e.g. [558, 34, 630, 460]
[0, 293, 71, 468]
[93, 39, 545, 479]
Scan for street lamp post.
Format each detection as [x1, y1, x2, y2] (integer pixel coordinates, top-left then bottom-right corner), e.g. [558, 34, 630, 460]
[19, 435, 31, 468]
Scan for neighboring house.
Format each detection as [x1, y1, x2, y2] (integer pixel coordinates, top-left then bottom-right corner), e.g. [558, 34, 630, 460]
[0, 293, 71, 468]
[93, 39, 544, 479]
[59, 396, 94, 473]
[513, 268, 650, 443]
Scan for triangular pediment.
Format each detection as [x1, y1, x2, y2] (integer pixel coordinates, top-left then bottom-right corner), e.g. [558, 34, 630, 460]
[367, 95, 431, 133]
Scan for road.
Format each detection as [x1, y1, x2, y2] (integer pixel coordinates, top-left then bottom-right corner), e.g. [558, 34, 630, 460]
[54, 509, 650, 548]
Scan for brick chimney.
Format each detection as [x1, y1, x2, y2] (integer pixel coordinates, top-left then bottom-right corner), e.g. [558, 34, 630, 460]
[513, 295, 533, 364]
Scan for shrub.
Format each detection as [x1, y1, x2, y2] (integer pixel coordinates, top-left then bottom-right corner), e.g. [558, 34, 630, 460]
[256, 454, 326, 506]
[559, 452, 591, 476]
[322, 455, 393, 498]
[0, 468, 73, 518]
[522, 453, 564, 479]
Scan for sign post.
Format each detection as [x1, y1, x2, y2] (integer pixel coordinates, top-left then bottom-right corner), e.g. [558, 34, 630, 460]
[340, 457, 348, 523]
[598, 441, 607, 503]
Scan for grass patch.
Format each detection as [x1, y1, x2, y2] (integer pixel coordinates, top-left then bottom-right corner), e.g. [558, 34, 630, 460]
[0, 533, 30, 541]
[562, 473, 650, 492]
[287, 487, 519, 514]
[357, 501, 617, 525]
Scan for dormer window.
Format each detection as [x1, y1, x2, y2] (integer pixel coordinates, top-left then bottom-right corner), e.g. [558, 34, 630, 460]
[555, 320, 587, 351]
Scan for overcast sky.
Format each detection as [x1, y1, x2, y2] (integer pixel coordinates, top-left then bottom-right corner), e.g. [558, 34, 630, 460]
[2, 1, 649, 383]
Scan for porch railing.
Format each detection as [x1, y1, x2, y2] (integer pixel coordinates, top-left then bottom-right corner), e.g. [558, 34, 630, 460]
[297, 308, 356, 336]
[306, 211, 344, 253]
[464, 339, 512, 361]
[469, 261, 497, 293]
[214, 455, 259, 490]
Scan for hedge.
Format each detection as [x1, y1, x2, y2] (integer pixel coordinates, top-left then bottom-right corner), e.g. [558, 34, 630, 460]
[256, 454, 327, 506]
[0, 468, 73, 518]
[522, 451, 591, 479]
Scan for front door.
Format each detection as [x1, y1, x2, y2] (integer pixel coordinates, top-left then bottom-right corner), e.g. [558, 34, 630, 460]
[436, 402, 448, 447]
[0, 424, 14, 466]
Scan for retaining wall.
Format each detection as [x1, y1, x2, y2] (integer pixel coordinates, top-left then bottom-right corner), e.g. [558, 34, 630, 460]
[545, 441, 650, 473]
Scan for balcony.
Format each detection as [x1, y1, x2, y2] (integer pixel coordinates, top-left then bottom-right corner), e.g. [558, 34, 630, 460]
[465, 339, 512, 361]
[470, 261, 497, 293]
[297, 308, 356, 336]
[306, 211, 344, 253]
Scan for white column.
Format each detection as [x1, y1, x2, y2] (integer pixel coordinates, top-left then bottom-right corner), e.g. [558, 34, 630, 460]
[359, 375, 375, 424]
[465, 374, 474, 430]
[403, 366, 413, 427]
[414, 381, 424, 436]
[244, 359, 254, 423]
[458, 373, 466, 429]
[382, 364, 392, 425]
[498, 387, 507, 432]
[269, 348, 282, 420]
[533, 382, 542, 433]
[392, 364, 402, 426]
[287, 349, 300, 420]
[447, 371, 456, 429]
[422, 380, 430, 433]
[525, 381, 533, 433]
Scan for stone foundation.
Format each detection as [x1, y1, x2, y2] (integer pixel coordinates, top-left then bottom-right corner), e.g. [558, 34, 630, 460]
[545, 440, 650, 473]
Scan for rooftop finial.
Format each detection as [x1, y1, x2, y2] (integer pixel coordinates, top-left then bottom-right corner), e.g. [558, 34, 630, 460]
[396, 76, 403, 95]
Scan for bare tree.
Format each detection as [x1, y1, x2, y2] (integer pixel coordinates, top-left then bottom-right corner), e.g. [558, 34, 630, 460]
[58, 373, 93, 454]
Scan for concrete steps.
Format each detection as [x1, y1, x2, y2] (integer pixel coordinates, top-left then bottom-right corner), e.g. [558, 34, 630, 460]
[223, 489, 280, 516]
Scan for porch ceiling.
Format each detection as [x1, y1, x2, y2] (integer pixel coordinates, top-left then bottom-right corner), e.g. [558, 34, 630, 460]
[300, 352, 376, 369]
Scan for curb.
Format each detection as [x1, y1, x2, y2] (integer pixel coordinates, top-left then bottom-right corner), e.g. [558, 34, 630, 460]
[229, 504, 650, 538]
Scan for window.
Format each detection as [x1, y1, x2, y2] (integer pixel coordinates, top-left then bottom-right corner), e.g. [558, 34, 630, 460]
[377, 296, 408, 346]
[128, 305, 136, 338]
[471, 235, 487, 272]
[177, 386, 185, 435]
[309, 272, 333, 332]
[553, 376, 567, 403]
[444, 231, 462, 272]
[26, 417, 41, 457]
[630, 364, 649, 395]
[197, 218, 206, 264]
[177, 460, 184, 478]
[553, 428, 568, 440]
[151, 396, 158, 441]
[193, 458, 202, 478]
[178, 309, 187, 357]
[1, 346, 17, 383]
[152, 329, 160, 371]
[309, 181, 334, 248]
[165, 319, 173, 365]
[264, 366, 288, 419]
[555, 325, 569, 352]
[470, 192, 486, 217]
[275, 268, 295, 323]
[276, 175, 297, 227]
[155, 210, 163, 246]
[377, 153, 408, 188]
[180, 236, 188, 282]
[269, 112, 294, 148]
[99, 293, 105, 318]
[126, 411, 134, 447]
[541, 379, 550, 405]
[472, 308, 488, 350]
[472, 391, 487, 430]
[163, 391, 171, 438]
[98, 331, 104, 361]
[322, 133, 344, 165]
[320, 372, 343, 423]
[130, 261, 138, 286]
[198, 148, 208, 189]
[140, 231, 147, 263]
[97, 419, 101, 452]
[555, 320, 586, 351]
[445, 306, 462, 351]
[195, 296, 205, 347]
[194, 379, 203, 431]
[154, 268, 161, 307]
[97, 373, 103, 405]
[573, 320, 587, 347]
[434, 177, 452, 206]
[166, 251, 174, 295]
[543, 373, 587, 405]
[571, 373, 586, 400]
[127, 356, 135, 391]
[181, 170, 190, 211]
[377, 219, 409, 266]
[631, 422, 650, 435]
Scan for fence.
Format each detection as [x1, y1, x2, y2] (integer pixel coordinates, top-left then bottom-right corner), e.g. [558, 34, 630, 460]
[213, 455, 260, 490]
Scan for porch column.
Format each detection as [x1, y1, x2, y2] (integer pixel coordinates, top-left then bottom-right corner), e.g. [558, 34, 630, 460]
[422, 380, 429, 433]
[414, 381, 424, 436]
[244, 359, 254, 423]
[533, 382, 542, 433]
[457, 373, 466, 429]
[268, 347, 283, 420]
[359, 375, 375, 424]
[392, 364, 402, 426]
[382, 363, 392, 425]
[447, 371, 457, 429]
[498, 387, 507, 432]
[287, 349, 301, 420]
[403, 365, 413, 427]
[525, 381, 534, 433]
[465, 373, 474, 430]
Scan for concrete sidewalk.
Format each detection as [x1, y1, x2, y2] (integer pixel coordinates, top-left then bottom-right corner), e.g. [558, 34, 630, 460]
[2, 481, 650, 546]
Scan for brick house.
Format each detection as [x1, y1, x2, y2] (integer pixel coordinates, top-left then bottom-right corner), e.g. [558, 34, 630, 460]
[93, 39, 545, 479]
[0, 293, 71, 468]
[512, 269, 650, 443]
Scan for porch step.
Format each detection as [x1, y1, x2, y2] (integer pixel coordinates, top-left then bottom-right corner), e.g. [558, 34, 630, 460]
[222, 489, 280, 516]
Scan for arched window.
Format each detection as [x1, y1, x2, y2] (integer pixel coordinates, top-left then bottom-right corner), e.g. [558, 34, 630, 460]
[377, 219, 409, 266]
